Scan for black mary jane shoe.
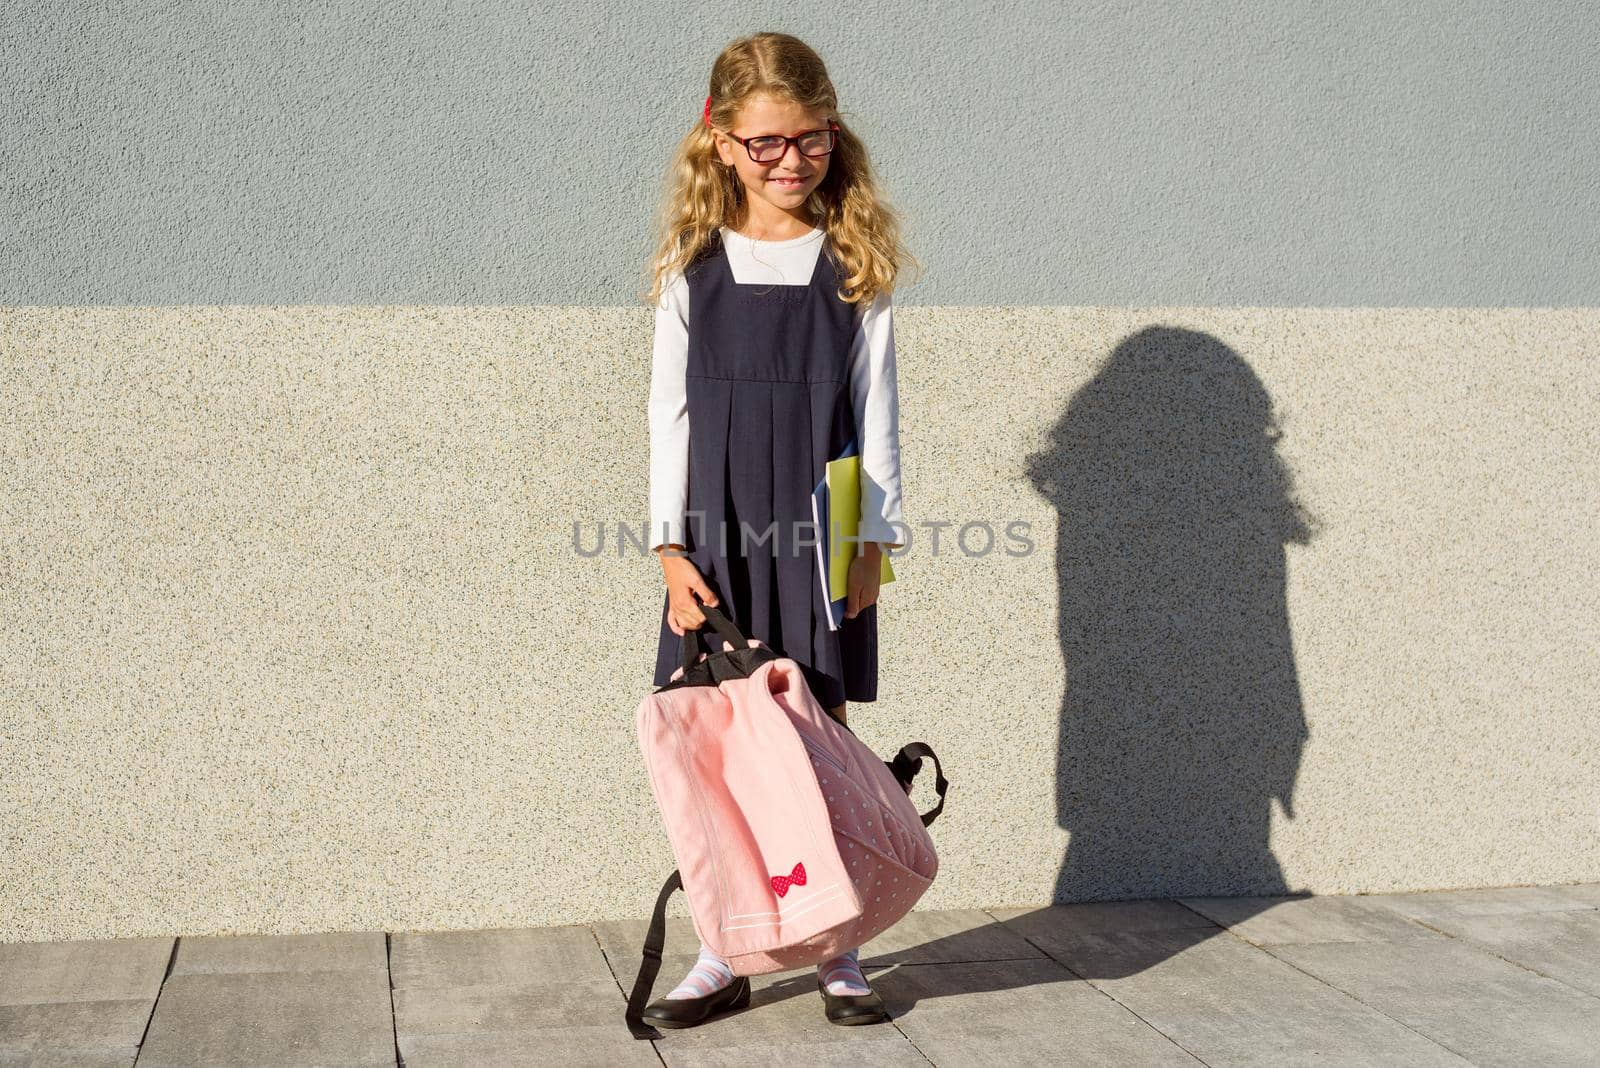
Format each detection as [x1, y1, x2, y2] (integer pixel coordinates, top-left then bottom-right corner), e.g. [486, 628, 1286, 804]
[817, 974, 890, 1025]
[640, 974, 751, 1029]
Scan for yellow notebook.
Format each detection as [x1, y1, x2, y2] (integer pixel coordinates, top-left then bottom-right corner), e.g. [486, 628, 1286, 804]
[810, 451, 895, 631]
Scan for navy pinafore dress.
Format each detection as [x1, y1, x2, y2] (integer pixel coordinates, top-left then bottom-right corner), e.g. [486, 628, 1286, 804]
[651, 227, 878, 707]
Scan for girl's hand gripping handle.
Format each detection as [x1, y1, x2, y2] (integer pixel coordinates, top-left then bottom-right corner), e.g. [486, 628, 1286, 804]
[656, 546, 720, 636]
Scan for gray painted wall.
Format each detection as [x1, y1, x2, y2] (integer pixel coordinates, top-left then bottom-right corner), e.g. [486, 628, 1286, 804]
[4, 1, 1597, 308]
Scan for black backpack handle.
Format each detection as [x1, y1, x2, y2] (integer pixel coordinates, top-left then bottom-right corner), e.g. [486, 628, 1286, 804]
[677, 601, 758, 676]
[885, 742, 950, 827]
[657, 601, 779, 692]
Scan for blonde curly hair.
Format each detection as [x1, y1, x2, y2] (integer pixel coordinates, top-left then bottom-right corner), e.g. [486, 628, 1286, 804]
[641, 31, 920, 309]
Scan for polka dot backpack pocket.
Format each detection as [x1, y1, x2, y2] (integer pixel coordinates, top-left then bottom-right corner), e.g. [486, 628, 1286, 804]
[625, 603, 949, 1040]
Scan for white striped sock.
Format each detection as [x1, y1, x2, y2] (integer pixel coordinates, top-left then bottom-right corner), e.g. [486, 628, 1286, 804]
[818, 946, 870, 995]
[665, 942, 735, 999]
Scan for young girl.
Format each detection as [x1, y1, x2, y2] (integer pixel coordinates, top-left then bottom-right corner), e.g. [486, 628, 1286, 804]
[641, 32, 914, 1028]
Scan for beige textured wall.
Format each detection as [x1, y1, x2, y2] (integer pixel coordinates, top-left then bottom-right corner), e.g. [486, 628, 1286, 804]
[2, 306, 1596, 942]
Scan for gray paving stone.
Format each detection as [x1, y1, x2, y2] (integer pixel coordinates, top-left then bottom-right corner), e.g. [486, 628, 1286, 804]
[856, 908, 1046, 965]
[1374, 885, 1600, 999]
[387, 925, 769, 1058]
[400, 1029, 656, 1068]
[0, 1001, 148, 1059]
[1177, 894, 1437, 945]
[134, 970, 394, 1068]
[885, 957, 1199, 1066]
[1029, 926, 1467, 1066]
[400, 1023, 659, 1067]
[1368, 884, 1600, 924]
[390, 925, 611, 990]
[395, 977, 622, 1035]
[170, 931, 385, 976]
[591, 915, 707, 984]
[1272, 937, 1600, 1067]
[0, 939, 170, 1006]
[1543, 882, 1600, 908]
[990, 899, 1218, 941]
[1406, 907, 1600, 996]
[0, 939, 169, 1058]
[659, 1034, 929, 1067]
[0, 1050, 137, 1067]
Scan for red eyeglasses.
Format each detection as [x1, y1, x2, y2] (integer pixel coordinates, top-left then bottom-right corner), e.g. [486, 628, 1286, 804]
[719, 121, 841, 164]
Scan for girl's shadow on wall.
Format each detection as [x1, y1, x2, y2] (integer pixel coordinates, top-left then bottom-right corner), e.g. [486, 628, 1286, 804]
[1030, 324, 1317, 903]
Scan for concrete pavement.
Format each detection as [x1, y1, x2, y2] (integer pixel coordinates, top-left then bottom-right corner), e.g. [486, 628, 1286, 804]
[3, 883, 1598, 1066]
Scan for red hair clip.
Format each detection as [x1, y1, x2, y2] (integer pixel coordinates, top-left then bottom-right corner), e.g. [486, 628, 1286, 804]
[703, 94, 713, 128]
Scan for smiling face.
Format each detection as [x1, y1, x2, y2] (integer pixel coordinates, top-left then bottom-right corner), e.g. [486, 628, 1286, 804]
[713, 93, 835, 233]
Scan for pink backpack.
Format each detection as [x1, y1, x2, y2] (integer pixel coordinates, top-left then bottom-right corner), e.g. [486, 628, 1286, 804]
[625, 604, 948, 1040]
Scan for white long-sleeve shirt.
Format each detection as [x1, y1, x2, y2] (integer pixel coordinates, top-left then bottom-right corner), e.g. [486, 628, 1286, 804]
[649, 225, 905, 552]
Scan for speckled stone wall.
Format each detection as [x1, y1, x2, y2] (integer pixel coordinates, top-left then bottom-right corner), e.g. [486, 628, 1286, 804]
[2, 305, 1596, 942]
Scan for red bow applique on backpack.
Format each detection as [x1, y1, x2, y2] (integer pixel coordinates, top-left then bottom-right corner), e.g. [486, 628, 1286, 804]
[771, 861, 806, 897]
